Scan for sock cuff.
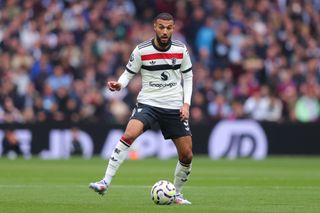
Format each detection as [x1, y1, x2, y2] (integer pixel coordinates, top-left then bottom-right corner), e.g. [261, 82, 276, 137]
[179, 161, 191, 168]
[120, 136, 133, 147]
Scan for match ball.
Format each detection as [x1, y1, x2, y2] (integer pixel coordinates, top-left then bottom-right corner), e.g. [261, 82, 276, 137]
[150, 180, 176, 205]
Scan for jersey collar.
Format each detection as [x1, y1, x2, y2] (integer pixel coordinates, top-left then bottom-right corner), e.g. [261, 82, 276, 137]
[152, 38, 172, 52]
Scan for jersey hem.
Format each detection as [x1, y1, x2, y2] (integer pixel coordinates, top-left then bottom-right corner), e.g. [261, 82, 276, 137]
[137, 101, 182, 110]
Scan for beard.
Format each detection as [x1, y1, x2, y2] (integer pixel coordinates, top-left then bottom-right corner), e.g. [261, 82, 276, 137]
[156, 35, 171, 47]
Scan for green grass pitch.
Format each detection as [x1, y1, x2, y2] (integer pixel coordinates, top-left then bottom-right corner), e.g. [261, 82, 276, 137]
[0, 156, 319, 213]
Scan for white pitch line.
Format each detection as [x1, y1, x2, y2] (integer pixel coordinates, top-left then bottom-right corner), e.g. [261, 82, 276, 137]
[0, 185, 319, 189]
[0, 184, 148, 188]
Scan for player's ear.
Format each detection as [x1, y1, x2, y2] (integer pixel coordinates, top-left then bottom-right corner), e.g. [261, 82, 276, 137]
[153, 22, 157, 30]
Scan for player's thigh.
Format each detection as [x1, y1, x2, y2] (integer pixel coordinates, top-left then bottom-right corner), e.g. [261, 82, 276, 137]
[172, 135, 193, 163]
[123, 119, 144, 141]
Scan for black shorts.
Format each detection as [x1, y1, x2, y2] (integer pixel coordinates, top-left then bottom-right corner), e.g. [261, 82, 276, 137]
[130, 103, 192, 140]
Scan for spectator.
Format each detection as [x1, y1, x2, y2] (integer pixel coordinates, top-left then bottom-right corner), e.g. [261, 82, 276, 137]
[295, 84, 320, 122]
[228, 99, 246, 120]
[2, 97, 24, 123]
[243, 88, 264, 120]
[195, 16, 216, 59]
[265, 93, 283, 122]
[2, 129, 22, 159]
[243, 84, 283, 121]
[208, 94, 232, 120]
[46, 65, 72, 91]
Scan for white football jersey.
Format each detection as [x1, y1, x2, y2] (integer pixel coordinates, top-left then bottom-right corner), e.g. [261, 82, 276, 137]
[125, 39, 193, 109]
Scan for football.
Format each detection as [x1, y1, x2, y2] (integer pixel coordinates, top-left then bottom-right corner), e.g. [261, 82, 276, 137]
[150, 180, 176, 205]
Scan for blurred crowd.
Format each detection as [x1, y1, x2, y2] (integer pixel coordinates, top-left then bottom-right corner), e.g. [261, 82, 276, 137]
[0, 0, 319, 125]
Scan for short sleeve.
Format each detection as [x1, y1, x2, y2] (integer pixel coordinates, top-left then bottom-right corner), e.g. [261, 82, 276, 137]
[126, 46, 142, 74]
[180, 46, 192, 73]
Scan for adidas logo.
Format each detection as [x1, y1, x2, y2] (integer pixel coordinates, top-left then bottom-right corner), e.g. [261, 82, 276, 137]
[150, 60, 156, 65]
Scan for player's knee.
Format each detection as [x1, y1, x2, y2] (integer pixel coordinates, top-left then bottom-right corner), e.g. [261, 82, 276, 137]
[179, 151, 193, 165]
[123, 120, 144, 142]
[122, 133, 136, 143]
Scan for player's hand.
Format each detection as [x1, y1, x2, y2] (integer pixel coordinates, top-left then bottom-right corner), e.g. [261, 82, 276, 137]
[180, 103, 190, 121]
[107, 81, 121, 91]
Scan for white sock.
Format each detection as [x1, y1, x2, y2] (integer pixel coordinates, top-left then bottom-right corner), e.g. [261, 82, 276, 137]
[103, 140, 130, 184]
[174, 161, 192, 194]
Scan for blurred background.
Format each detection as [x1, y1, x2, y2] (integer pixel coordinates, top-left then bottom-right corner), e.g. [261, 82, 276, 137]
[0, 0, 319, 159]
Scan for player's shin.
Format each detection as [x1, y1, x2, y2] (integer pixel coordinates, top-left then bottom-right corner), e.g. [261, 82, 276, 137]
[103, 136, 133, 184]
[173, 161, 192, 194]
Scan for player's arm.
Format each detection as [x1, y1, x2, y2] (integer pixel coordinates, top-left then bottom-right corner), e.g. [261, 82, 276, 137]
[107, 47, 141, 91]
[180, 46, 193, 120]
[108, 71, 134, 91]
[180, 70, 192, 121]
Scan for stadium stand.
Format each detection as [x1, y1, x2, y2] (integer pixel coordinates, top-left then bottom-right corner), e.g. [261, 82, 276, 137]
[0, 0, 319, 124]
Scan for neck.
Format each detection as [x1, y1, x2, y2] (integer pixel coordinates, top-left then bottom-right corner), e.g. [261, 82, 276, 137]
[154, 37, 170, 50]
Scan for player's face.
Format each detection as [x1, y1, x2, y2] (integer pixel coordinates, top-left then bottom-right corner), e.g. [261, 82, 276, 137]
[154, 19, 174, 47]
